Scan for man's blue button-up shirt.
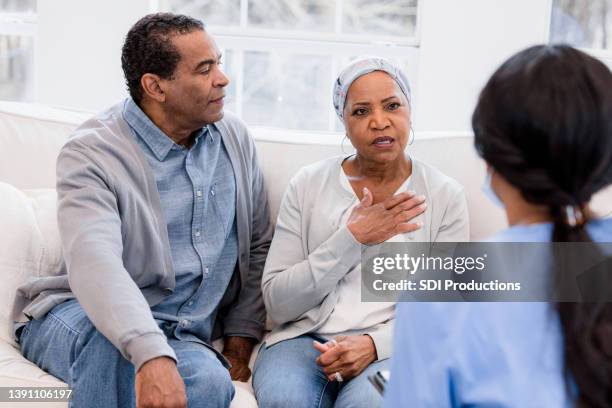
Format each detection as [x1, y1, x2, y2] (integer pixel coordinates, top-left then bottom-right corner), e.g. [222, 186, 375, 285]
[123, 98, 238, 353]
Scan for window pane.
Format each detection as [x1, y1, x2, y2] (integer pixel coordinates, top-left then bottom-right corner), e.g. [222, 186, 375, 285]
[158, 0, 240, 27]
[221, 49, 238, 114]
[0, 35, 34, 101]
[247, 0, 334, 32]
[343, 0, 418, 37]
[242, 51, 331, 130]
[550, 0, 612, 50]
[0, 0, 36, 13]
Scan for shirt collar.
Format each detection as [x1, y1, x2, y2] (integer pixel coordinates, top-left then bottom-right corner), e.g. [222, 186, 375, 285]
[123, 98, 210, 161]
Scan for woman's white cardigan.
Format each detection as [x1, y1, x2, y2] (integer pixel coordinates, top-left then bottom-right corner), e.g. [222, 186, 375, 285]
[261, 155, 470, 360]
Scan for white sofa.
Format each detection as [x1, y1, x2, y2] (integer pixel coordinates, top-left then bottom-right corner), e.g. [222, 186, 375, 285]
[0, 101, 610, 408]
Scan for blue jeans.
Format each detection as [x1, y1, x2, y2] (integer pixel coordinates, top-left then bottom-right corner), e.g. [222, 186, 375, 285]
[19, 299, 234, 408]
[253, 334, 387, 408]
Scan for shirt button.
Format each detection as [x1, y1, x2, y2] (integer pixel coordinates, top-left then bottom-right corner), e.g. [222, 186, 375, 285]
[180, 319, 190, 328]
[195, 231, 201, 237]
[210, 188, 215, 196]
[188, 300, 194, 306]
[205, 267, 209, 274]
[196, 190, 202, 197]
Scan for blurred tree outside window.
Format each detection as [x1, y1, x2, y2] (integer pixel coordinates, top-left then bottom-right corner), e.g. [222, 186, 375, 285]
[0, 0, 36, 102]
[550, 0, 612, 50]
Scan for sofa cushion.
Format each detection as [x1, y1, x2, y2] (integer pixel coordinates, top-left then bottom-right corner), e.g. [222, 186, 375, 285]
[0, 102, 89, 190]
[0, 183, 42, 345]
[21, 189, 64, 276]
[0, 342, 66, 408]
[0, 184, 62, 345]
[0, 342, 64, 386]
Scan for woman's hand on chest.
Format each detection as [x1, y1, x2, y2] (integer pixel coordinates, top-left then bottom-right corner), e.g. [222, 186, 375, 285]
[347, 187, 426, 245]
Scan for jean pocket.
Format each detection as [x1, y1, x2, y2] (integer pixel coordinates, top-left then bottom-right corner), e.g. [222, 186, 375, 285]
[16, 323, 30, 344]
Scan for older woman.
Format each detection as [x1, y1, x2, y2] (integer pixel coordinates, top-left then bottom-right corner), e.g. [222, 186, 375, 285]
[252, 57, 470, 408]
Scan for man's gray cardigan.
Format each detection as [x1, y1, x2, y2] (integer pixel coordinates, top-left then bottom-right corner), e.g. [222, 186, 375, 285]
[12, 102, 273, 370]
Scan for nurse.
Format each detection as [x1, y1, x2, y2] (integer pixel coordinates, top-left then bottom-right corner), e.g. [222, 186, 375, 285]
[385, 45, 612, 407]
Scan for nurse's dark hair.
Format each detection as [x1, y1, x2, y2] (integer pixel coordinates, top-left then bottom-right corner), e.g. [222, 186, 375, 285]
[473, 44, 612, 407]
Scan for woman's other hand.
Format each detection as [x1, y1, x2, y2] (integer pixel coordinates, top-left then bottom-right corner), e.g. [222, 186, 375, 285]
[313, 335, 377, 382]
[347, 187, 426, 244]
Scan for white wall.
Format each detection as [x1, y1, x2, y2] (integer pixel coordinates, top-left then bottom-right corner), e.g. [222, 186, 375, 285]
[34, 0, 555, 133]
[35, 0, 151, 111]
[414, 0, 552, 132]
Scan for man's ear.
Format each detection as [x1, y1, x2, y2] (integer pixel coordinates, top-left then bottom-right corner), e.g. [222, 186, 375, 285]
[141, 73, 166, 103]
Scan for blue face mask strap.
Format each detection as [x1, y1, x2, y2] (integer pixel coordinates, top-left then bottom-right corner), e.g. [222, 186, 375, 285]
[482, 168, 505, 209]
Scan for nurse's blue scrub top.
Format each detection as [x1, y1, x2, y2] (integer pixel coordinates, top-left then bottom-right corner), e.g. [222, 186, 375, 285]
[384, 218, 612, 408]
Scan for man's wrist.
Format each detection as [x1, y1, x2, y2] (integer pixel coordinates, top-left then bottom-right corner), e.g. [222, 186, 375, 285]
[138, 356, 177, 373]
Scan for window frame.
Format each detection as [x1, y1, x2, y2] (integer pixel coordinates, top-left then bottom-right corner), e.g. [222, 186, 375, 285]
[154, 0, 422, 135]
[155, 0, 422, 45]
[0, 11, 36, 35]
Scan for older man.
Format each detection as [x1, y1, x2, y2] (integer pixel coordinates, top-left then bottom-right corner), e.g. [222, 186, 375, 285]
[12, 13, 271, 408]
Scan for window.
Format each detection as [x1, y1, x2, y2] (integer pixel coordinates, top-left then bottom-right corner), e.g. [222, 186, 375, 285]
[0, 0, 36, 102]
[158, 0, 420, 132]
[550, 0, 612, 52]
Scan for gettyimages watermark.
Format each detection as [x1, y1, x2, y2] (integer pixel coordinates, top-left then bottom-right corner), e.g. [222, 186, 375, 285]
[361, 242, 612, 302]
